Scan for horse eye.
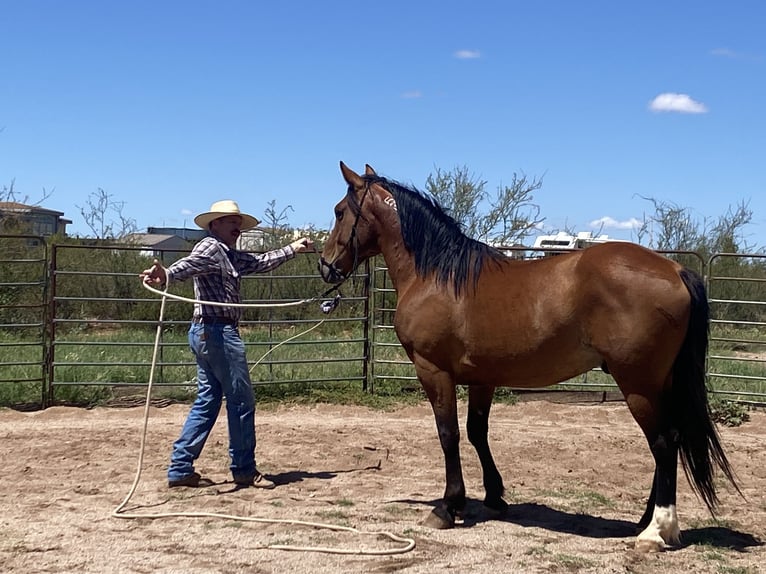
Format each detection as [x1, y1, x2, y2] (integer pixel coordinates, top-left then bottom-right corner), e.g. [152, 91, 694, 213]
[335, 209, 343, 222]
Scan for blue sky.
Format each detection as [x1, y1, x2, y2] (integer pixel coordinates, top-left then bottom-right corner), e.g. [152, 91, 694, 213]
[2, 1, 765, 248]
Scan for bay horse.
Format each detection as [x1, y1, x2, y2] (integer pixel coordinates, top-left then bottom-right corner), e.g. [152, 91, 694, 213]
[318, 162, 739, 552]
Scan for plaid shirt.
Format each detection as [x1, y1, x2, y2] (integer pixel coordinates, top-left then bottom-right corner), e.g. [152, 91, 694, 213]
[166, 235, 296, 324]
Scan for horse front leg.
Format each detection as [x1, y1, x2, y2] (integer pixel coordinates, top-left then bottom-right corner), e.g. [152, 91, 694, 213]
[418, 364, 465, 529]
[467, 385, 507, 516]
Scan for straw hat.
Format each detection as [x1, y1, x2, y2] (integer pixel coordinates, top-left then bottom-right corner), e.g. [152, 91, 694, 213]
[194, 200, 260, 231]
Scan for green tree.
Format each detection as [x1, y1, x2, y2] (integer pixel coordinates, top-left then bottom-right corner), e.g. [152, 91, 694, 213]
[635, 197, 765, 324]
[636, 196, 759, 256]
[708, 201, 757, 255]
[261, 200, 294, 249]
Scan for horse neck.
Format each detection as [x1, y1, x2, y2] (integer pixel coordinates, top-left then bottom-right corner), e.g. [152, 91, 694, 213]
[372, 207, 418, 293]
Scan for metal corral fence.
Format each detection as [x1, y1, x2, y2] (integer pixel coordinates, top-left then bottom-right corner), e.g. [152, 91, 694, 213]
[46, 241, 370, 404]
[0, 235, 48, 404]
[0, 237, 371, 406]
[1, 235, 765, 406]
[707, 252, 766, 404]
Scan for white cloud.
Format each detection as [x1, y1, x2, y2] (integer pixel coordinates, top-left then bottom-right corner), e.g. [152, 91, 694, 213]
[589, 216, 642, 230]
[711, 47, 739, 58]
[649, 93, 708, 114]
[454, 49, 481, 59]
[401, 90, 423, 99]
[180, 208, 193, 216]
[710, 47, 761, 61]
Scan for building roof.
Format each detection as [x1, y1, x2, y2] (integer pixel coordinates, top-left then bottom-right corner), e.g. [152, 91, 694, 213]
[124, 233, 193, 249]
[0, 201, 68, 218]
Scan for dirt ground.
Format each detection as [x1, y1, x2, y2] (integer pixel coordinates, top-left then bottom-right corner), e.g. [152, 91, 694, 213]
[1, 397, 764, 574]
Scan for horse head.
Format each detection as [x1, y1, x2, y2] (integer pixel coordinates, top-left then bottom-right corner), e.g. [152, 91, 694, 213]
[319, 162, 391, 284]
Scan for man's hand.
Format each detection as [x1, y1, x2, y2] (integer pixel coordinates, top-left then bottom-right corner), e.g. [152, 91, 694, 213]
[139, 259, 168, 286]
[290, 237, 315, 253]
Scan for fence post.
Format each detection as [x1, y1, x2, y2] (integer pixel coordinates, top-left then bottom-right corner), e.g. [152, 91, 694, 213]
[362, 259, 371, 392]
[40, 239, 52, 408]
[44, 243, 59, 407]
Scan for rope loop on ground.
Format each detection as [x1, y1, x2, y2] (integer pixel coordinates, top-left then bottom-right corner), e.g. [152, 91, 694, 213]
[113, 284, 416, 555]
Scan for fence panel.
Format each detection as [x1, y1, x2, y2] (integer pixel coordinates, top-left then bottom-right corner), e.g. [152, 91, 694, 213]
[368, 262, 417, 393]
[46, 242, 370, 404]
[707, 252, 766, 405]
[0, 235, 48, 405]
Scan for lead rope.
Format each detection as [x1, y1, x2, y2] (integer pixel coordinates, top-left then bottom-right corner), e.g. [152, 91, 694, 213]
[112, 283, 415, 556]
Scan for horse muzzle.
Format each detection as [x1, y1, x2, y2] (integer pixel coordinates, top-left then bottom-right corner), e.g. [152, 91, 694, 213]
[318, 257, 347, 284]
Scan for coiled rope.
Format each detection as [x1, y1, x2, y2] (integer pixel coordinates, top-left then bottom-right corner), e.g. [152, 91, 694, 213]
[111, 282, 416, 556]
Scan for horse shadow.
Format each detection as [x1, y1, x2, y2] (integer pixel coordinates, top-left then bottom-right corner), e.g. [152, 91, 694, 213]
[393, 497, 763, 552]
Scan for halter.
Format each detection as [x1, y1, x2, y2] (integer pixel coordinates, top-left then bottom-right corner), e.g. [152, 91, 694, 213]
[347, 179, 372, 271]
[291, 178, 373, 309]
[326, 178, 373, 285]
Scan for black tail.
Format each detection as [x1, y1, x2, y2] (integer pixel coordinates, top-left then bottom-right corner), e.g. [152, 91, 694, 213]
[673, 268, 740, 513]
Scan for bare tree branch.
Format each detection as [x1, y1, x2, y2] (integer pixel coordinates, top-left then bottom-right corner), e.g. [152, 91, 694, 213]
[425, 166, 545, 246]
[76, 188, 137, 239]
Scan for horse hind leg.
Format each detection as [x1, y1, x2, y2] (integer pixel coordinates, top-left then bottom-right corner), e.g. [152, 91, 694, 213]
[636, 430, 682, 552]
[637, 472, 657, 529]
[625, 391, 682, 552]
[466, 386, 507, 516]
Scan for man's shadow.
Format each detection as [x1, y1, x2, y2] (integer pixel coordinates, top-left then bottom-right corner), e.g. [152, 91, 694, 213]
[268, 460, 383, 487]
[171, 461, 384, 495]
[392, 497, 763, 551]
[119, 463, 385, 511]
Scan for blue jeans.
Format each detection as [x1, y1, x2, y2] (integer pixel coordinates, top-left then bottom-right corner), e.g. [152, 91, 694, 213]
[167, 322, 257, 482]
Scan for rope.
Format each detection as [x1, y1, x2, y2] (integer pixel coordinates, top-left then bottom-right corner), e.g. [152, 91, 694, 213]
[141, 281, 321, 308]
[112, 283, 416, 556]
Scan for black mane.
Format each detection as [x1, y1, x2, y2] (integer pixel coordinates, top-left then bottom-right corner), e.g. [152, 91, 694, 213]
[351, 175, 506, 295]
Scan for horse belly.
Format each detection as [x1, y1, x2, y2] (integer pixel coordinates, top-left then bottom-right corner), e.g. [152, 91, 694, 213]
[456, 339, 602, 388]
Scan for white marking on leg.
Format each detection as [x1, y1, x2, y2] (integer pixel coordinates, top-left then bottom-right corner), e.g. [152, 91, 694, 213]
[636, 505, 680, 551]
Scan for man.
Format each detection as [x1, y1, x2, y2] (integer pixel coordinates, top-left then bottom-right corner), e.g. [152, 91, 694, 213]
[140, 200, 313, 489]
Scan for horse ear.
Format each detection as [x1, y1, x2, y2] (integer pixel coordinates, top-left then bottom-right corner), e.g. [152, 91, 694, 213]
[340, 161, 364, 188]
[364, 164, 377, 176]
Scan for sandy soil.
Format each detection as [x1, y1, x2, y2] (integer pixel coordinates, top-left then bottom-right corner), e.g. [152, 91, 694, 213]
[0, 398, 764, 574]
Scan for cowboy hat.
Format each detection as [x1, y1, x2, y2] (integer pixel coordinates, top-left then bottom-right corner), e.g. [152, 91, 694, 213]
[193, 200, 260, 231]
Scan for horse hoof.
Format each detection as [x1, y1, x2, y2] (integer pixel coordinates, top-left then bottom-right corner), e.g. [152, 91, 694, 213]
[423, 510, 454, 529]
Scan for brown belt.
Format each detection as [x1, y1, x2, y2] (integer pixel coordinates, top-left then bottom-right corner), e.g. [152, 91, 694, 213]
[192, 316, 237, 326]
